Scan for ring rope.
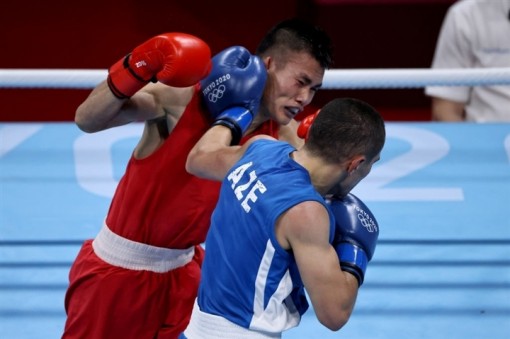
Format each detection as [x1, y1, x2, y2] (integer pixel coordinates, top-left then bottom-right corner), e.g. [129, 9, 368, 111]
[1, 68, 510, 89]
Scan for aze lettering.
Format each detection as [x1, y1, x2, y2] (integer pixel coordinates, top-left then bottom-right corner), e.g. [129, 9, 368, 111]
[227, 161, 267, 212]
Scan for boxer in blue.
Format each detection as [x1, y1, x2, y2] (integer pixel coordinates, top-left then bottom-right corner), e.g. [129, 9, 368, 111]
[183, 95, 386, 338]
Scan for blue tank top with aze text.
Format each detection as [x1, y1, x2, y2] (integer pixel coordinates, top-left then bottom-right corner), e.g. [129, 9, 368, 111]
[198, 139, 335, 334]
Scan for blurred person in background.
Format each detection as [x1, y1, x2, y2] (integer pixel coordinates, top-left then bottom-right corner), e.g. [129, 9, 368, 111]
[425, 0, 510, 122]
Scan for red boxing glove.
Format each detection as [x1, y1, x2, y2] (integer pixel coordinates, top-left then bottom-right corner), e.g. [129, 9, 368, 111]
[107, 33, 212, 99]
[297, 109, 320, 140]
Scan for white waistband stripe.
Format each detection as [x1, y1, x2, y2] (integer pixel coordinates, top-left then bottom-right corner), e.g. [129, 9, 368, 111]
[92, 222, 194, 273]
[184, 301, 281, 339]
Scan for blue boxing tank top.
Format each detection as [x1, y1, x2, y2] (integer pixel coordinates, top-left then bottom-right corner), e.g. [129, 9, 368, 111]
[197, 139, 335, 334]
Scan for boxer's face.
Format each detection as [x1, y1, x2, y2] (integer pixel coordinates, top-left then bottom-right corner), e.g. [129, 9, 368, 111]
[261, 51, 324, 126]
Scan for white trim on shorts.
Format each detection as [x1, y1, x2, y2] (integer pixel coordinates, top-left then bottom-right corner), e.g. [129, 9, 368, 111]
[92, 222, 194, 273]
[184, 300, 282, 339]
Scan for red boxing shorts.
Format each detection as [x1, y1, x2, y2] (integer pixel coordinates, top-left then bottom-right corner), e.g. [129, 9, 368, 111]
[63, 238, 204, 338]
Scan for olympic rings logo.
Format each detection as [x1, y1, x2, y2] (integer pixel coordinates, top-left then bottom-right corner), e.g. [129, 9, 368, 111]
[208, 85, 226, 103]
[357, 211, 378, 233]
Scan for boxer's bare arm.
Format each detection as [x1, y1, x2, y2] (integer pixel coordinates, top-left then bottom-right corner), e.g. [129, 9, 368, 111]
[75, 81, 191, 129]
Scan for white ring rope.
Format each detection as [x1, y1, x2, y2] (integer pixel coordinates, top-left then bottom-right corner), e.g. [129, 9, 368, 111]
[1, 68, 510, 89]
[0, 69, 107, 89]
[323, 68, 510, 89]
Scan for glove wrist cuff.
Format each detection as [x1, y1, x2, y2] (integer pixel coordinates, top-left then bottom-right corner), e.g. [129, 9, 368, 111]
[213, 107, 253, 145]
[107, 55, 149, 99]
[336, 242, 368, 286]
[212, 119, 242, 145]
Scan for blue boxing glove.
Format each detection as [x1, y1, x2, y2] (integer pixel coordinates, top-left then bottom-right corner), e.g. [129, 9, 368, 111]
[328, 193, 379, 287]
[200, 46, 267, 145]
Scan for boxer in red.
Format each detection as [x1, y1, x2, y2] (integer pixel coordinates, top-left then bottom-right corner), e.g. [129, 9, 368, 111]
[63, 19, 333, 338]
